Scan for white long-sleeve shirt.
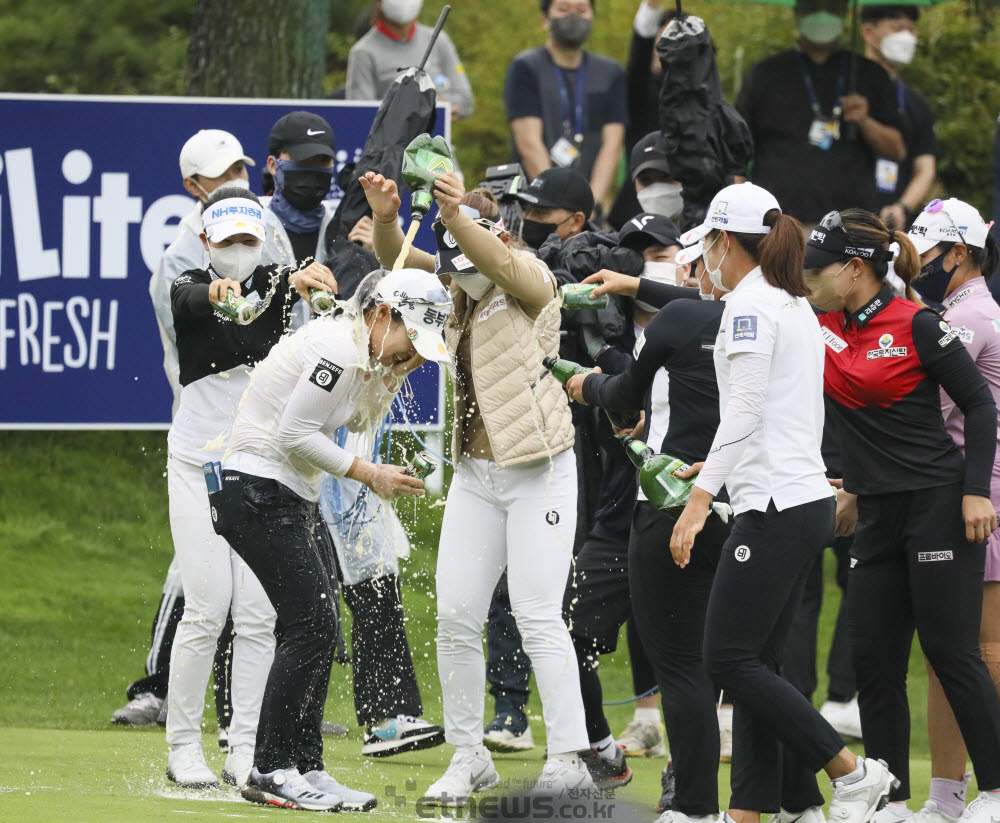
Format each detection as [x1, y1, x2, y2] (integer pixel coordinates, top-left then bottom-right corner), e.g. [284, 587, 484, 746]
[696, 267, 830, 515]
[224, 313, 396, 502]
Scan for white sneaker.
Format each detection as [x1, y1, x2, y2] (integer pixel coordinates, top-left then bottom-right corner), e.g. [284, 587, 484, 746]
[959, 792, 1000, 823]
[221, 745, 254, 789]
[484, 724, 536, 753]
[535, 755, 596, 795]
[422, 748, 500, 807]
[719, 705, 734, 763]
[166, 743, 219, 789]
[915, 801, 958, 823]
[656, 811, 719, 823]
[303, 770, 377, 811]
[111, 692, 163, 726]
[821, 698, 864, 740]
[829, 758, 898, 823]
[241, 766, 342, 811]
[616, 719, 667, 758]
[871, 804, 914, 823]
[774, 806, 828, 823]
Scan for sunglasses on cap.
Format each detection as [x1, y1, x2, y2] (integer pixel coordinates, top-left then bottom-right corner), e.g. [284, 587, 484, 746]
[923, 199, 967, 246]
[814, 211, 894, 262]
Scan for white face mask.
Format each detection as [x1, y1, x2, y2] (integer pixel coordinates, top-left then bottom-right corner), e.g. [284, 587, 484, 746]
[209, 242, 262, 282]
[704, 233, 731, 293]
[381, 0, 423, 24]
[454, 272, 493, 301]
[798, 12, 844, 45]
[880, 30, 918, 65]
[637, 182, 684, 221]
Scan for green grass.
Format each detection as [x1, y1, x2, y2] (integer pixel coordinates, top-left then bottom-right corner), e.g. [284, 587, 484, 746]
[0, 432, 939, 822]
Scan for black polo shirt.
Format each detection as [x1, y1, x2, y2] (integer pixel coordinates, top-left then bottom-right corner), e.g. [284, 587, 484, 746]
[504, 46, 627, 180]
[736, 49, 902, 224]
[875, 80, 937, 209]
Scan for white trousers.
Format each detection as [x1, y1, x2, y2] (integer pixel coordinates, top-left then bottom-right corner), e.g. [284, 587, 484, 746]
[436, 449, 588, 754]
[165, 457, 276, 750]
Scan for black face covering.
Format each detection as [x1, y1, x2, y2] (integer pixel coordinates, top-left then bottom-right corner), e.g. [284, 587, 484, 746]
[916, 250, 960, 304]
[520, 218, 559, 250]
[281, 169, 333, 212]
[550, 13, 592, 48]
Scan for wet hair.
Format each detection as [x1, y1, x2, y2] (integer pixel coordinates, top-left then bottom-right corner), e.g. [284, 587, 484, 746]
[540, 0, 593, 14]
[838, 209, 922, 299]
[202, 185, 260, 211]
[860, 5, 919, 23]
[726, 209, 811, 297]
[930, 235, 1000, 283]
[356, 269, 405, 322]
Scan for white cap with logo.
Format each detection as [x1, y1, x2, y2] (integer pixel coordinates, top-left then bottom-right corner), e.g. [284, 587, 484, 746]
[907, 198, 991, 254]
[373, 269, 454, 363]
[180, 129, 256, 179]
[675, 182, 781, 265]
[202, 194, 266, 243]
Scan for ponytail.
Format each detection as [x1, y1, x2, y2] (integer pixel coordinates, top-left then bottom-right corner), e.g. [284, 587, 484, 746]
[892, 230, 923, 302]
[729, 209, 810, 297]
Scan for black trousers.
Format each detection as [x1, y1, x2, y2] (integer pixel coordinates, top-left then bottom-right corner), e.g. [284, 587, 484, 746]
[217, 471, 340, 774]
[342, 574, 423, 726]
[850, 484, 1000, 799]
[784, 536, 856, 702]
[629, 502, 730, 816]
[703, 498, 844, 813]
[127, 590, 184, 701]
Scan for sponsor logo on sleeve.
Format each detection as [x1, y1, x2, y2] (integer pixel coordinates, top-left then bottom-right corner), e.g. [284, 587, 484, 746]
[309, 358, 343, 392]
[937, 320, 959, 347]
[732, 315, 757, 342]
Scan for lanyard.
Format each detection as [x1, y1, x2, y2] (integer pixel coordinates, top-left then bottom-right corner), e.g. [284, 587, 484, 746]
[553, 56, 586, 143]
[799, 53, 845, 120]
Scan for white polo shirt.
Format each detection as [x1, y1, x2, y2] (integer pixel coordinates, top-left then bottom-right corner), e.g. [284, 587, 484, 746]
[696, 267, 830, 515]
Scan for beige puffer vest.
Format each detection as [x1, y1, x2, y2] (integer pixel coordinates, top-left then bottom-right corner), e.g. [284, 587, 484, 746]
[445, 258, 575, 469]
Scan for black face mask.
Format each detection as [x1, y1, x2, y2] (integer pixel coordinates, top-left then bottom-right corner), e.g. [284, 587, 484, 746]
[281, 169, 333, 212]
[520, 218, 560, 250]
[550, 13, 592, 49]
[916, 250, 959, 304]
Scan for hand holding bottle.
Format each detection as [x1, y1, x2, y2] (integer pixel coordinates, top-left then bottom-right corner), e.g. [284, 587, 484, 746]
[565, 367, 600, 404]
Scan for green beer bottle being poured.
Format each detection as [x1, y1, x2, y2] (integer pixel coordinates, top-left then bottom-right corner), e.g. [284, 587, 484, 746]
[401, 133, 455, 219]
[541, 356, 641, 431]
[619, 434, 696, 515]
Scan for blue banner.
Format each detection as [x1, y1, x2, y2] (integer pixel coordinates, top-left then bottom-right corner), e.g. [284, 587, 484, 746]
[0, 93, 448, 429]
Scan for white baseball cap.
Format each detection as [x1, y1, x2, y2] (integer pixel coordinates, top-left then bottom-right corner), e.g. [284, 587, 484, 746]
[373, 269, 454, 363]
[180, 129, 255, 179]
[202, 194, 266, 243]
[675, 182, 781, 265]
[907, 198, 991, 254]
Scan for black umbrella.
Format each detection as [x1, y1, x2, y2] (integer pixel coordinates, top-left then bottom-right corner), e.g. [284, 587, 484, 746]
[324, 6, 451, 297]
[655, 15, 754, 230]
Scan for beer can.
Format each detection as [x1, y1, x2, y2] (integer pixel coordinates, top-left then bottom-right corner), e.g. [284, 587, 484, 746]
[405, 450, 437, 480]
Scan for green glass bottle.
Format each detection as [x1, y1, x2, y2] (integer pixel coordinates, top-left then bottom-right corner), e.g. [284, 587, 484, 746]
[620, 435, 695, 515]
[541, 356, 641, 431]
[560, 283, 609, 310]
[401, 133, 455, 218]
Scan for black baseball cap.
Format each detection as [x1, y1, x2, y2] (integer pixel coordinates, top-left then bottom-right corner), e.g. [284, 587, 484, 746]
[268, 111, 336, 162]
[513, 167, 595, 216]
[618, 213, 682, 249]
[630, 131, 672, 181]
